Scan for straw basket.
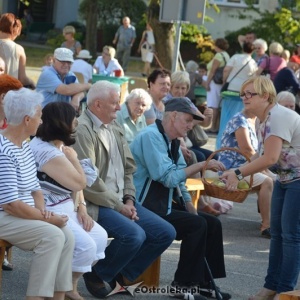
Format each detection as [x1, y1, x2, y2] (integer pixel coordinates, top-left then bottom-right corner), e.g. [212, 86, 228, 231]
[202, 147, 253, 203]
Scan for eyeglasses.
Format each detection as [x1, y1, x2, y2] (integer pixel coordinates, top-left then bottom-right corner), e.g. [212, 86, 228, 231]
[240, 91, 258, 99]
[57, 60, 72, 65]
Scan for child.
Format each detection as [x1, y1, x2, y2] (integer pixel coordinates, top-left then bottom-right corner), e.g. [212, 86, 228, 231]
[41, 53, 54, 71]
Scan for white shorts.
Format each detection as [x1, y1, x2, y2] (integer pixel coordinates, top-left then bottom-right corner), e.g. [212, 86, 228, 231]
[206, 80, 222, 108]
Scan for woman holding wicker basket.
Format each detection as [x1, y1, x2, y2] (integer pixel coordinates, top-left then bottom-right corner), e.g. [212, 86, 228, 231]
[221, 76, 300, 300]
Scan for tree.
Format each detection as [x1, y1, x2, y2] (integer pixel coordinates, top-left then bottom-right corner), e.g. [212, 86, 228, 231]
[79, 0, 147, 57]
[80, 0, 98, 57]
[147, 0, 174, 70]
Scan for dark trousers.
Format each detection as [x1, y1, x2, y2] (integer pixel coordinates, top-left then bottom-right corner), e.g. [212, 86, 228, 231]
[190, 146, 218, 162]
[161, 209, 226, 284]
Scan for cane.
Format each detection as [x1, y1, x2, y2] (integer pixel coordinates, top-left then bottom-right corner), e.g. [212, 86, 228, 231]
[204, 258, 223, 300]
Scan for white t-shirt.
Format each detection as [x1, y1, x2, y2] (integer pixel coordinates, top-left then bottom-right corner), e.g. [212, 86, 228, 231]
[29, 137, 71, 206]
[226, 54, 257, 92]
[93, 56, 123, 76]
[70, 59, 93, 83]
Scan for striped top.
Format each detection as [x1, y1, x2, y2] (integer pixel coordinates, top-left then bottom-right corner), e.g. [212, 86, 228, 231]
[0, 134, 41, 211]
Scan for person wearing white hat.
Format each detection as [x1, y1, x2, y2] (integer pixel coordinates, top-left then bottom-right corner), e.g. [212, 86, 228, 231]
[71, 49, 94, 83]
[36, 47, 91, 111]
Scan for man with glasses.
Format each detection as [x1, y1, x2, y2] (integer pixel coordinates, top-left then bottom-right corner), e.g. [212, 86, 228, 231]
[36, 47, 91, 111]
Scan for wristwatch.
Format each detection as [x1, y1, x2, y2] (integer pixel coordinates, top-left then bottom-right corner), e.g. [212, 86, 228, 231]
[78, 201, 86, 206]
[234, 169, 244, 181]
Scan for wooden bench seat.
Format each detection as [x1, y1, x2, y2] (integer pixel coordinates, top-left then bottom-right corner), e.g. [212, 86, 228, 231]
[123, 256, 161, 287]
[186, 178, 205, 210]
[280, 290, 300, 300]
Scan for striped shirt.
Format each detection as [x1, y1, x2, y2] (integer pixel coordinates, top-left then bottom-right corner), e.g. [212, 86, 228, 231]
[0, 134, 40, 211]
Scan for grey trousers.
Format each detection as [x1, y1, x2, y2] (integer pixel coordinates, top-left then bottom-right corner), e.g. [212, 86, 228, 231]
[0, 212, 74, 297]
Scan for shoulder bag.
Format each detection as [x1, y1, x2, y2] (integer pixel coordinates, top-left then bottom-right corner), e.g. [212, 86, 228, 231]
[187, 124, 208, 147]
[213, 52, 227, 84]
[221, 58, 251, 93]
[261, 57, 270, 78]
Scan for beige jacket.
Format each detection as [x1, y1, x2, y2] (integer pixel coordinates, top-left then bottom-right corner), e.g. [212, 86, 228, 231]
[73, 110, 136, 220]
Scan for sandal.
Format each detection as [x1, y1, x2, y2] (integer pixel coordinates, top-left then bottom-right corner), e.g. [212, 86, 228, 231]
[65, 291, 85, 300]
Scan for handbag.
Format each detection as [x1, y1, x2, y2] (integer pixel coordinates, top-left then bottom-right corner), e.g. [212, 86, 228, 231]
[221, 58, 251, 93]
[220, 82, 229, 93]
[187, 124, 208, 147]
[261, 57, 270, 78]
[213, 52, 226, 84]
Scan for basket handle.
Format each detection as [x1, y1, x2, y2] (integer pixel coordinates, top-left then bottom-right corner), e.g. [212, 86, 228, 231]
[202, 147, 253, 188]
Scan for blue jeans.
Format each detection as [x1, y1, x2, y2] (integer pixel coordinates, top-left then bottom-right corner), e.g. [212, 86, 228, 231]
[94, 203, 176, 282]
[264, 180, 300, 293]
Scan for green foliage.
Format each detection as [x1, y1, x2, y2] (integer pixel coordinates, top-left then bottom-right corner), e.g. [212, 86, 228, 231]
[274, 8, 300, 44]
[79, 0, 147, 26]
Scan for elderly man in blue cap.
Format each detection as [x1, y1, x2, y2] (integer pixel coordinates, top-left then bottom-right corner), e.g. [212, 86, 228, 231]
[130, 97, 231, 300]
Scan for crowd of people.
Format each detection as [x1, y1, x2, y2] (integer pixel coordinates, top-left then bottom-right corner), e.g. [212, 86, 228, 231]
[1, 10, 300, 300]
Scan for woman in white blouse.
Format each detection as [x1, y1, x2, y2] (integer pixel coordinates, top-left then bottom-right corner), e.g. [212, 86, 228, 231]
[93, 45, 124, 76]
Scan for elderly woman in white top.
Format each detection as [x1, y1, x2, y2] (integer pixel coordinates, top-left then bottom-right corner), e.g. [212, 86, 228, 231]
[116, 88, 152, 144]
[93, 45, 124, 77]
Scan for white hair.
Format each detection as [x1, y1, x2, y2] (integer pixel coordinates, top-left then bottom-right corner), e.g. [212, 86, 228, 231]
[4, 88, 43, 125]
[186, 60, 199, 73]
[87, 80, 120, 105]
[276, 91, 296, 104]
[253, 38, 268, 52]
[125, 88, 152, 110]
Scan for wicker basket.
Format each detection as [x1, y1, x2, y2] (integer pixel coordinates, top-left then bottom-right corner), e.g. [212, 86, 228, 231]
[202, 147, 253, 203]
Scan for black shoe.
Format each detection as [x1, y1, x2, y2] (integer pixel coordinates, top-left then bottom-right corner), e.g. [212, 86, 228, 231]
[108, 273, 125, 290]
[199, 281, 231, 300]
[170, 281, 207, 299]
[261, 228, 271, 239]
[2, 258, 13, 271]
[83, 269, 109, 299]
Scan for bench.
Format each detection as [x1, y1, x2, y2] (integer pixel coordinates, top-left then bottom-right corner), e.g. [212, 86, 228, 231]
[123, 256, 161, 287]
[26, 22, 55, 41]
[280, 290, 300, 300]
[0, 240, 12, 293]
[186, 178, 205, 210]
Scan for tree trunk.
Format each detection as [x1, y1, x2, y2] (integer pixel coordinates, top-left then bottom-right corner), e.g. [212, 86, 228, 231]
[85, 0, 98, 57]
[148, 0, 174, 71]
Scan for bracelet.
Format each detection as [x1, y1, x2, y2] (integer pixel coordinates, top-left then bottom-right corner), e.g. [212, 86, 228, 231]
[78, 201, 86, 206]
[123, 195, 136, 204]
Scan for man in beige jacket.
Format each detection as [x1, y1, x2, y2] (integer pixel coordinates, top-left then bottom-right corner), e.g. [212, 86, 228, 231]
[73, 80, 175, 298]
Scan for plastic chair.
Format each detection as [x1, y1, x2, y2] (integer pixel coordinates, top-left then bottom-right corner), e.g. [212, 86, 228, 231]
[73, 72, 85, 84]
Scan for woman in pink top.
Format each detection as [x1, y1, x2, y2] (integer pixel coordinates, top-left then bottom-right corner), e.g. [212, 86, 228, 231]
[256, 42, 286, 81]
